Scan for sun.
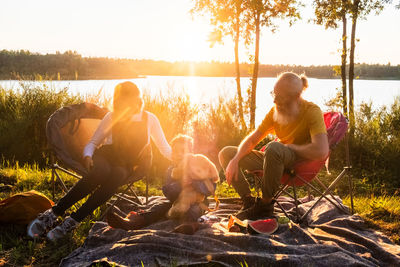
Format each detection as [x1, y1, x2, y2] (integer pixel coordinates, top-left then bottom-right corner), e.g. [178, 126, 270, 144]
[177, 27, 211, 62]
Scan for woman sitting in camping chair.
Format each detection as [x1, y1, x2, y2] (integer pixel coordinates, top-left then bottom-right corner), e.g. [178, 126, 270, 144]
[28, 81, 172, 241]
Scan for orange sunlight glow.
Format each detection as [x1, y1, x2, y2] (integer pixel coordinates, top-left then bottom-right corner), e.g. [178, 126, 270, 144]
[165, 18, 226, 63]
[177, 32, 211, 62]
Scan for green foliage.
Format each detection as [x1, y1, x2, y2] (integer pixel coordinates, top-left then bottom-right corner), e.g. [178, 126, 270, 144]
[193, 96, 248, 155]
[323, 91, 400, 194]
[0, 165, 94, 266]
[1, 49, 399, 79]
[246, 0, 301, 29]
[351, 0, 392, 20]
[343, 195, 400, 244]
[0, 162, 75, 200]
[0, 49, 139, 80]
[313, 0, 348, 29]
[351, 98, 400, 192]
[0, 84, 81, 167]
[143, 89, 199, 180]
[144, 90, 197, 142]
[191, 0, 250, 44]
[327, 97, 400, 194]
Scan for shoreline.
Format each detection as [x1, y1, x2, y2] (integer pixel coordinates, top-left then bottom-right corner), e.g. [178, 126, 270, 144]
[1, 75, 400, 82]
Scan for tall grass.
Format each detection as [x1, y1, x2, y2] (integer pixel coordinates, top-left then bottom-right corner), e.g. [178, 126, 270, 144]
[0, 162, 99, 266]
[0, 82, 81, 167]
[343, 195, 400, 244]
[1, 82, 400, 194]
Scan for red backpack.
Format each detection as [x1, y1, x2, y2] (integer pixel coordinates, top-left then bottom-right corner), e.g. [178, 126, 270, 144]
[324, 111, 348, 150]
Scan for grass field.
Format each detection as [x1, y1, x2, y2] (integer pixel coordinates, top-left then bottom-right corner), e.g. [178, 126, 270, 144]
[1, 164, 399, 266]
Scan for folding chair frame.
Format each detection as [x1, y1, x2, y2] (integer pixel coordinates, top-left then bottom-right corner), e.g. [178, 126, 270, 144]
[273, 134, 354, 223]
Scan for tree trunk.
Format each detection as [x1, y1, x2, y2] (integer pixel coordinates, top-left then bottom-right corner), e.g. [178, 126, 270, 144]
[234, 13, 246, 130]
[349, 1, 359, 136]
[341, 12, 348, 117]
[250, 12, 260, 130]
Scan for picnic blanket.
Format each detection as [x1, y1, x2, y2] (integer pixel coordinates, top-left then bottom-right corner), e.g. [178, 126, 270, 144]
[60, 196, 400, 267]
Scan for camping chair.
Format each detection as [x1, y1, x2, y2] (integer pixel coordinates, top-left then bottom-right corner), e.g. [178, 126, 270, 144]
[250, 111, 353, 223]
[46, 102, 149, 217]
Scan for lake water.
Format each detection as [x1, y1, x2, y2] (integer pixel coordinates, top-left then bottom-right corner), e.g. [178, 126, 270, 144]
[1, 76, 399, 125]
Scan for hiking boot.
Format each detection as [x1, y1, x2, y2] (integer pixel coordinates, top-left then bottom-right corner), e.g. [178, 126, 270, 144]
[106, 211, 145, 231]
[46, 216, 79, 241]
[27, 208, 58, 238]
[235, 198, 274, 221]
[172, 222, 200, 235]
[236, 195, 255, 214]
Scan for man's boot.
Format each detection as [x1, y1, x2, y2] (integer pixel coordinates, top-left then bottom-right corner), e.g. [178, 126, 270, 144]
[235, 198, 274, 221]
[236, 195, 255, 214]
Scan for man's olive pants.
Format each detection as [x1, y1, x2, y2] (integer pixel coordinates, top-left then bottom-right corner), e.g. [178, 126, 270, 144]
[218, 142, 297, 199]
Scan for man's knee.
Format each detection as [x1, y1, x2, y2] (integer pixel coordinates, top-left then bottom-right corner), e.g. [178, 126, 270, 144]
[218, 146, 238, 168]
[264, 141, 286, 161]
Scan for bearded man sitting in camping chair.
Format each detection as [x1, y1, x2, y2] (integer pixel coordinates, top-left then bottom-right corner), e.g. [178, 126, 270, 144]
[218, 72, 329, 220]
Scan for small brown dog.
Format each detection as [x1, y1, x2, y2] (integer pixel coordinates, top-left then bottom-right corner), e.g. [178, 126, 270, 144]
[167, 153, 219, 219]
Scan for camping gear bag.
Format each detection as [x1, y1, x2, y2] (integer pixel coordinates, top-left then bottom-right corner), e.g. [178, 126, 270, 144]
[0, 190, 54, 225]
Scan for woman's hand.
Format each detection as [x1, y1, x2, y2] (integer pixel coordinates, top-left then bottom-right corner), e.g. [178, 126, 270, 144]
[225, 158, 239, 186]
[83, 156, 93, 171]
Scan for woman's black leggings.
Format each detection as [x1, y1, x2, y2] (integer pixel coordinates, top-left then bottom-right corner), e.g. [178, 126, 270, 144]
[52, 150, 131, 222]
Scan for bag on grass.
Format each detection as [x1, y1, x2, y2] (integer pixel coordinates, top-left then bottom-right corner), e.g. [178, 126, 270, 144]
[0, 190, 54, 225]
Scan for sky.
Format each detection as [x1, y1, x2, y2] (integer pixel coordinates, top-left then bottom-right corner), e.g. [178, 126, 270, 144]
[0, 0, 399, 66]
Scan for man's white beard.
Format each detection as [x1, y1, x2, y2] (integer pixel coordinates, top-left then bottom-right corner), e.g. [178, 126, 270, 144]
[273, 104, 299, 125]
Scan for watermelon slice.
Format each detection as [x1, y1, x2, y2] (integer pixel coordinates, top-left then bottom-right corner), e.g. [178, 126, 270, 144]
[227, 215, 248, 233]
[248, 218, 278, 235]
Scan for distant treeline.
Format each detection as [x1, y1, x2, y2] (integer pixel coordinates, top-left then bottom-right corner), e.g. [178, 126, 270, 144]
[0, 49, 399, 80]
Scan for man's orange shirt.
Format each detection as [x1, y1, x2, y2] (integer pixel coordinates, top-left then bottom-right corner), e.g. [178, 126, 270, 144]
[257, 99, 327, 145]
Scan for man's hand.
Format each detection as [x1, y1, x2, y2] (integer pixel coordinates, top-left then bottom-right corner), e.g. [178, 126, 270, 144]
[83, 156, 93, 171]
[225, 158, 239, 186]
[223, 129, 265, 186]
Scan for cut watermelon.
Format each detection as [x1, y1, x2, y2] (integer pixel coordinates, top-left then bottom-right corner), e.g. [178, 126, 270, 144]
[227, 215, 248, 233]
[228, 215, 248, 228]
[248, 218, 278, 235]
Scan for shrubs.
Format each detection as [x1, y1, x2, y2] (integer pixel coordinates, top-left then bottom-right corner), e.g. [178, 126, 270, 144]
[192, 96, 248, 164]
[0, 83, 81, 167]
[327, 97, 400, 194]
[351, 98, 400, 193]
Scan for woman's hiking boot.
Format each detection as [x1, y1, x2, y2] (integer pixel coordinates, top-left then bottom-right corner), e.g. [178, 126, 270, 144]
[47, 216, 79, 241]
[27, 208, 58, 238]
[235, 198, 274, 221]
